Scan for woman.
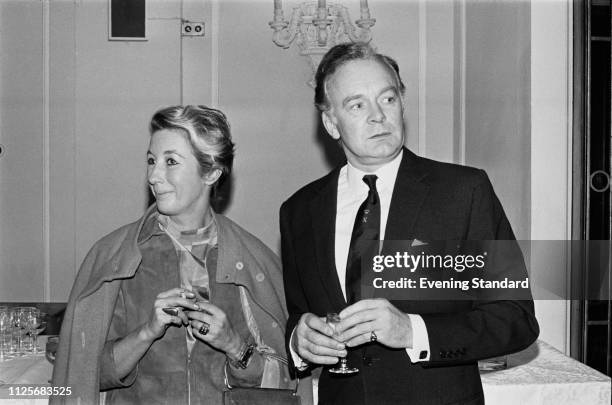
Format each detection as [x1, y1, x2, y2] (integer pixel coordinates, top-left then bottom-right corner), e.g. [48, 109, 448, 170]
[51, 106, 309, 404]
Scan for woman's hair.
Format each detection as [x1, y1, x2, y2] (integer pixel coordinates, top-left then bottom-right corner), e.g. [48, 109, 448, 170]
[149, 105, 235, 186]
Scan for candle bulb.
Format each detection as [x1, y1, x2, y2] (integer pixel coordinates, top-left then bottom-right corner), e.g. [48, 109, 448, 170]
[274, 0, 282, 12]
[360, 0, 370, 19]
[318, 0, 326, 10]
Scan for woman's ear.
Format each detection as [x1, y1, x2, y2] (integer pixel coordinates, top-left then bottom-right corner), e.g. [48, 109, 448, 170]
[204, 168, 222, 186]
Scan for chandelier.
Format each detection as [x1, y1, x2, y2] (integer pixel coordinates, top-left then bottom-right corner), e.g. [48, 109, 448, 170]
[269, 0, 376, 85]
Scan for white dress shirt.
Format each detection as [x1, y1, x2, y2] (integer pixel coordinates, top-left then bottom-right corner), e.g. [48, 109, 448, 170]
[290, 150, 430, 367]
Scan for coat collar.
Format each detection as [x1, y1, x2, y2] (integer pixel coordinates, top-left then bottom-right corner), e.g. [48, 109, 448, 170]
[78, 206, 287, 327]
[384, 148, 431, 241]
[78, 205, 157, 299]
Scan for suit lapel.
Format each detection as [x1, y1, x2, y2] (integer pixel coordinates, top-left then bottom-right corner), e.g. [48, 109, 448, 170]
[309, 169, 347, 310]
[384, 149, 431, 241]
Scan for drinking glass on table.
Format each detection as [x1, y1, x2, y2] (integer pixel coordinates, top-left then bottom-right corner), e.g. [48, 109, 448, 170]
[0, 306, 14, 361]
[22, 308, 47, 354]
[10, 307, 31, 356]
[15, 307, 39, 354]
[326, 313, 359, 375]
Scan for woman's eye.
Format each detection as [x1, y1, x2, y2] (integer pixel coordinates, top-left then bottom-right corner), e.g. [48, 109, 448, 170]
[383, 96, 396, 103]
[166, 158, 178, 166]
[147, 157, 155, 165]
[350, 103, 363, 111]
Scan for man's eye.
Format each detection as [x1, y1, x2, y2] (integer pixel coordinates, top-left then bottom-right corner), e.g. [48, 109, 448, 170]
[167, 158, 178, 166]
[350, 103, 363, 111]
[383, 96, 396, 103]
[147, 157, 155, 165]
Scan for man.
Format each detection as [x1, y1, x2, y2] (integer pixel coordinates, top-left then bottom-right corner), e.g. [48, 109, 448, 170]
[280, 42, 539, 404]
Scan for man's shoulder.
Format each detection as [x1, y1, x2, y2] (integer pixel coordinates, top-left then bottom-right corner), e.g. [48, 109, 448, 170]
[409, 152, 490, 188]
[281, 168, 339, 211]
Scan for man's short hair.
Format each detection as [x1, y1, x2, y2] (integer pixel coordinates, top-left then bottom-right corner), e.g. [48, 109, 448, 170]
[314, 42, 406, 112]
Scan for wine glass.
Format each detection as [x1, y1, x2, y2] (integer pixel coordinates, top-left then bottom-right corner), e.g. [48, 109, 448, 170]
[326, 313, 359, 375]
[0, 306, 14, 361]
[12, 307, 30, 355]
[21, 308, 47, 354]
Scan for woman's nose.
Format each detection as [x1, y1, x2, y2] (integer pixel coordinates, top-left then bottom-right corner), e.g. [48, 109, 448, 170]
[148, 165, 163, 185]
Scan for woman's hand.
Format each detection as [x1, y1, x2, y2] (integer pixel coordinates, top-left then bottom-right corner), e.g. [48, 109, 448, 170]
[186, 302, 243, 357]
[140, 288, 200, 342]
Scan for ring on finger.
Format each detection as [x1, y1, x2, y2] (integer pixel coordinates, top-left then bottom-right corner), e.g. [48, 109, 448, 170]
[370, 331, 377, 342]
[199, 322, 210, 336]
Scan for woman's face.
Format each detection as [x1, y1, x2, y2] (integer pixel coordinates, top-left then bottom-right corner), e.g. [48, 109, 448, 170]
[147, 129, 210, 228]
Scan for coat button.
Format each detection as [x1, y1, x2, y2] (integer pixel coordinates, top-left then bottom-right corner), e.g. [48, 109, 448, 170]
[236, 261, 244, 270]
[255, 273, 265, 282]
[271, 321, 278, 328]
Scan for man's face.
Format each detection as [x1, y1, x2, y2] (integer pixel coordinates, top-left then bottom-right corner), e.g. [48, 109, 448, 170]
[322, 59, 405, 172]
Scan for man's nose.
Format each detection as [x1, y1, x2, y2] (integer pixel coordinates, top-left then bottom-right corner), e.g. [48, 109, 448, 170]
[368, 102, 386, 123]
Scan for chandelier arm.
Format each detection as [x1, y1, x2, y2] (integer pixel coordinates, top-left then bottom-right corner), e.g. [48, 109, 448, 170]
[271, 7, 302, 48]
[338, 6, 373, 43]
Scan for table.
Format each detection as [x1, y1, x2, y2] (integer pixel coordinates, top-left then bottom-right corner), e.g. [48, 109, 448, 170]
[482, 340, 611, 404]
[310, 340, 611, 404]
[0, 336, 53, 404]
[1, 338, 609, 404]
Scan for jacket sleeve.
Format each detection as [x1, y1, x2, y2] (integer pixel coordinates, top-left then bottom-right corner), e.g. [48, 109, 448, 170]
[279, 201, 309, 371]
[50, 242, 108, 405]
[421, 170, 539, 366]
[99, 287, 138, 390]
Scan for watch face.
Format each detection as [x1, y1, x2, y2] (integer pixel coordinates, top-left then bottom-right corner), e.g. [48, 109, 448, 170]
[230, 343, 255, 369]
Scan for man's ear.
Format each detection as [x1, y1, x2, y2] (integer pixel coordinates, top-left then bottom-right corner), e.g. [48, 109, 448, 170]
[204, 168, 222, 186]
[321, 111, 340, 140]
[400, 93, 407, 119]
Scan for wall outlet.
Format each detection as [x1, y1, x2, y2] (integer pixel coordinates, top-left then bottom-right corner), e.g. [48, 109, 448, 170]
[182, 21, 205, 37]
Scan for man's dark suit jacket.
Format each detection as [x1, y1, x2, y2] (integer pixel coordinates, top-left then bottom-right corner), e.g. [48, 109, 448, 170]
[280, 148, 539, 405]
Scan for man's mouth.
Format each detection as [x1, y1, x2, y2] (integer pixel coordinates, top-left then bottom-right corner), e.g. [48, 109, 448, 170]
[371, 131, 391, 139]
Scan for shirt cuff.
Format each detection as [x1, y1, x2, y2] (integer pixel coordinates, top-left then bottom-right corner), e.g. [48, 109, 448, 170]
[405, 314, 430, 362]
[289, 328, 309, 371]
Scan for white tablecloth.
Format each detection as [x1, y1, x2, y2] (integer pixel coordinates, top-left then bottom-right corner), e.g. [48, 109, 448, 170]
[1, 338, 609, 404]
[0, 336, 53, 404]
[482, 340, 611, 405]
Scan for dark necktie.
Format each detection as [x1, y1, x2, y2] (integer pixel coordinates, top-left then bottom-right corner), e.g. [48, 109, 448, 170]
[345, 174, 380, 304]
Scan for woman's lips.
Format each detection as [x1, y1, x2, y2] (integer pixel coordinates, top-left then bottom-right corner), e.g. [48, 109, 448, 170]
[155, 191, 172, 198]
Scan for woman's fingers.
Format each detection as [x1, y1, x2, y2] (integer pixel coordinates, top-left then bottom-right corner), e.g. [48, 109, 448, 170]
[186, 309, 213, 325]
[157, 288, 194, 299]
[192, 301, 222, 317]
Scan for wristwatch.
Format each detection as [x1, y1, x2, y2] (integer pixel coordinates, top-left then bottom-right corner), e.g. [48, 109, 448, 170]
[228, 342, 256, 369]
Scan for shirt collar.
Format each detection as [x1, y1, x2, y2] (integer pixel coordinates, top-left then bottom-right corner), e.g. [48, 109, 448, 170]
[137, 209, 164, 245]
[346, 149, 403, 194]
[136, 207, 217, 246]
